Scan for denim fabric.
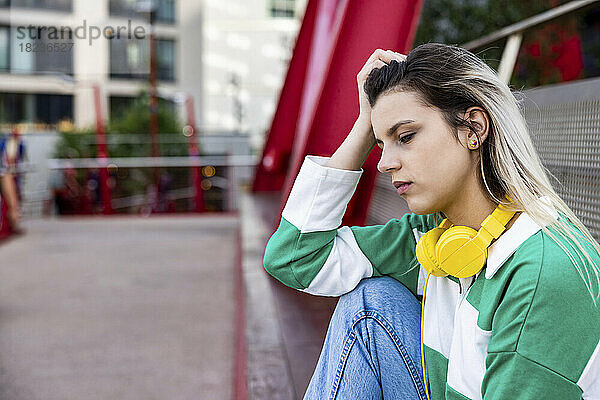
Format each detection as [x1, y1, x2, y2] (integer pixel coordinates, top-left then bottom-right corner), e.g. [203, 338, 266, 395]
[304, 276, 429, 400]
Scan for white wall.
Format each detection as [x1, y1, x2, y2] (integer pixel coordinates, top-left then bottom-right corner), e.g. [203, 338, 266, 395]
[202, 0, 306, 154]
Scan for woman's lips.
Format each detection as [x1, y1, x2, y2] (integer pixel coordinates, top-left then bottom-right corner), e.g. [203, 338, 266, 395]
[396, 182, 412, 195]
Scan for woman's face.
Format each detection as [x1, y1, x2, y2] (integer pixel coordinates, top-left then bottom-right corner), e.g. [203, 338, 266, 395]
[371, 90, 477, 216]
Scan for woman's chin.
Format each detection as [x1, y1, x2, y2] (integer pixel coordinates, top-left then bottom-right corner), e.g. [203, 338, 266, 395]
[405, 201, 426, 215]
[404, 198, 437, 216]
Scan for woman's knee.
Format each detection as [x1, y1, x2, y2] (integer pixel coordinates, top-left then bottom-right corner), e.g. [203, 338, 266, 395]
[338, 276, 418, 313]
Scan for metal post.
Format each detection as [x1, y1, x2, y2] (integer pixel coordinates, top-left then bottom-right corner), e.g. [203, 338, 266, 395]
[498, 33, 523, 84]
[93, 83, 113, 214]
[226, 152, 235, 211]
[185, 95, 205, 212]
[148, 6, 161, 201]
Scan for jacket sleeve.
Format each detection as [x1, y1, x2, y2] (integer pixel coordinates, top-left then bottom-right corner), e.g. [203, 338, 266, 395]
[263, 155, 439, 297]
[481, 234, 600, 399]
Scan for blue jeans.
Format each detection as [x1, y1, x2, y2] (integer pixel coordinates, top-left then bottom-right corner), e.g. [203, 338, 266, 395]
[304, 276, 429, 400]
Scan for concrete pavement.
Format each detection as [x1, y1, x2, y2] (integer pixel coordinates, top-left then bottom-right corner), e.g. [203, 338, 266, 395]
[0, 216, 237, 400]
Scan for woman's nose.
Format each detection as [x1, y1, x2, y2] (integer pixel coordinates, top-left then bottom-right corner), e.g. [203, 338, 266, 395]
[377, 150, 402, 174]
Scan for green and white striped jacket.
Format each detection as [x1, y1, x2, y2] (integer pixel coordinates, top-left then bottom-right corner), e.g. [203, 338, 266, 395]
[263, 155, 600, 400]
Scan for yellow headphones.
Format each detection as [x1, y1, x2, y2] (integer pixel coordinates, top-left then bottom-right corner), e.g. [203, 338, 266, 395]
[415, 199, 516, 279]
[416, 198, 516, 399]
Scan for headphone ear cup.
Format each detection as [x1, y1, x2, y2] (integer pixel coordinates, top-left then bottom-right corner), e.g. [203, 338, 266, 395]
[416, 227, 449, 277]
[436, 226, 486, 278]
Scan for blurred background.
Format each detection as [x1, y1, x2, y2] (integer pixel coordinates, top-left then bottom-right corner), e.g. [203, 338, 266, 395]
[0, 0, 598, 399]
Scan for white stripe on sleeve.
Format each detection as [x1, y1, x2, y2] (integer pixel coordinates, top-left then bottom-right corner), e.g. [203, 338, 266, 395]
[282, 155, 363, 232]
[302, 226, 373, 296]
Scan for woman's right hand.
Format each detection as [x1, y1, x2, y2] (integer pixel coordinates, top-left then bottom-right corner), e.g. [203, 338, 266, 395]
[325, 49, 407, 171]
[356, 49, 407, 125]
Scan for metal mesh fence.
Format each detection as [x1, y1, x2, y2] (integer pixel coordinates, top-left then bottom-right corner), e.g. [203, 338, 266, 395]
[523, 98, 600, 240]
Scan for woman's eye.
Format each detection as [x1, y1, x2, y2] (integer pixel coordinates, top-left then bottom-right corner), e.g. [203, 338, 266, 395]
[398, 133, 415, 144]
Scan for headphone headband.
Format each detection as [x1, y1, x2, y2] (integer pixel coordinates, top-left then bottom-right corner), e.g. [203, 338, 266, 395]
[416, 196, 517, 279]
[439, 198, 515, 239]
[472, 199, 516, 248]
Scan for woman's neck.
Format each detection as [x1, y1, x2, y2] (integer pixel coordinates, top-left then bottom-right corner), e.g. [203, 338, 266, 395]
[444, 199, 497, 230]
[443, 191, 521, 233]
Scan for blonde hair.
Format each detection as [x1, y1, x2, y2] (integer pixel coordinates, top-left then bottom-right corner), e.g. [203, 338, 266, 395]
[365, 43, 600, 305]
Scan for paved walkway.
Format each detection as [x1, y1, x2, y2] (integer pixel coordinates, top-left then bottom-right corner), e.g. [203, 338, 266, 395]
[0, 216, 238, 400]
[0, 191, 336, 400]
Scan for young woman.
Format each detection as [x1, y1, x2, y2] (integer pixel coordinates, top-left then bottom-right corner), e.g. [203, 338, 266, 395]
[263, 43, 600, 400]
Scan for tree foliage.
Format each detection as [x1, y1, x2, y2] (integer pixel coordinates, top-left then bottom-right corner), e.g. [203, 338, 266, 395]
[55, 91, 185, 159]
[414, 0, 572, 47]
[53, 91, 190, 211]
[413, 0, 591, 87]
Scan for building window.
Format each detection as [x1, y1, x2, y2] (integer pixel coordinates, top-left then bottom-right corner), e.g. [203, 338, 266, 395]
[270, 0, 295, 18]
[110, 0, 176, 24]
[110, 37, 149, 79]
[0, 26, 9, 71]
[7, 0, 72, 11]
[34, 27, 73, 75]
[109, 0, 138, 18]
[5, 26, 73, 75]
[110, 37, 175, 82]
[155, 0, 175, 24]
[35, 93, 73, 124]
[0, 93, 27, 123]
[157, 38, 175, 81]
[0, 92, 73, 125]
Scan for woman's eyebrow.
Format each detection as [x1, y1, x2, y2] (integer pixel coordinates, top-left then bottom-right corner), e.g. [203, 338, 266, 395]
[375, 119, 416, 143]
[386, 119, 416, 137]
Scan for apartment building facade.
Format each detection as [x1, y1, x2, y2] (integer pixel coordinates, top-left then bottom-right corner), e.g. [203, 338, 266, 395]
[0, 0, 307, 154]
[0, 0, 204, 130]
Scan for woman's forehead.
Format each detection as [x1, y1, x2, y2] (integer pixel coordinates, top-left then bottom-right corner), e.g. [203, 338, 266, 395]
[373, 91, 430, 119]
[372, 91, 437, 127]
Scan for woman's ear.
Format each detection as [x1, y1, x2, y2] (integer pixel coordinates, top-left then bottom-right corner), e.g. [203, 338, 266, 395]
[463, 106, 490, 146]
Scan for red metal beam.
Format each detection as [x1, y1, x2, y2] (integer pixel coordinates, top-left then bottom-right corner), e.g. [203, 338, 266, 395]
[255, 0, 424, 228]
